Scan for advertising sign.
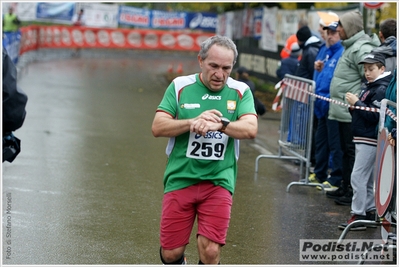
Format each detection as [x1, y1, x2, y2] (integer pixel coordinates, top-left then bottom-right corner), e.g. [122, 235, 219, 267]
[80, 2, 119, 28]
[187, 12, 217, 31]
[118, 5, 151, 27]
[216, 12, 234, 39]
[36, 2, 74, 22]
[151, 10, 187, 29]
[253, 8, 263, 39]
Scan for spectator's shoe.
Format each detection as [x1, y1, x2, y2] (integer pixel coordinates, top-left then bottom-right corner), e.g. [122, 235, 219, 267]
[326, 186, 347, 199]
[338, 214, 367, 231]
[308, 173, 318, 183]
[366, 210, 377, 221]
[316, 181, 338, 191]
[334, 190, 353, 206]
[365, 210, 378, 228]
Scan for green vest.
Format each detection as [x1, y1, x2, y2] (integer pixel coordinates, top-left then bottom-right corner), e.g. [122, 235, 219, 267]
[3, 13, 19, 32]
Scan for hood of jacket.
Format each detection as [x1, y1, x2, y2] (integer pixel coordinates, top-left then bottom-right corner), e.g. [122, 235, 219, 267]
[372, 36, 397, 57]
[302, 36, 322, 48]
[339, 11, 364, 38]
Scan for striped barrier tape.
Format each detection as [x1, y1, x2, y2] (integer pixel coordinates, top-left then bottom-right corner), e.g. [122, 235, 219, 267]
[273, 78, 397, 122]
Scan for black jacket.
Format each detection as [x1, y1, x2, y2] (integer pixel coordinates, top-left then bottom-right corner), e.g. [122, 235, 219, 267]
[350, 72, 392, 145]
[276, 55, 299, 80]
[3, 47, 27, 135]
[295, 36, 322, 80]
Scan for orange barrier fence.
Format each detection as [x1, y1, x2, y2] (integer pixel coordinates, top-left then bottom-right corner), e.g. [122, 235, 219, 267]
[19, 25, 214, 55]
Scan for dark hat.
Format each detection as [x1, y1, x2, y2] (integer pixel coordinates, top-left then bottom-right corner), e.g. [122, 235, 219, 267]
[358, 52, 386, 65]
[323, 21, 339, 31]
[237, 66, 248, 75]
[296, 26, 312, 42]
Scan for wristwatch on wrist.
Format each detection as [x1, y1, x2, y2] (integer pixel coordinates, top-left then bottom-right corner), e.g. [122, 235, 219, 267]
[220, 117, 230, 133]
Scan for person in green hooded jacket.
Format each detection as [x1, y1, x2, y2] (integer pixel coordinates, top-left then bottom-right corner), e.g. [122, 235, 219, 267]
[2, 7, 20, 33]
[326, 11, 380, 205]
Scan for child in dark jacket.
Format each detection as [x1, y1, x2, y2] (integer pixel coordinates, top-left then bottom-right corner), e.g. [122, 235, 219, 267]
[339, 52, 393, 230]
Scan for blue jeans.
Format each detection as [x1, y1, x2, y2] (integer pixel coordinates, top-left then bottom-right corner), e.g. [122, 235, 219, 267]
[313, 116, 343, 186]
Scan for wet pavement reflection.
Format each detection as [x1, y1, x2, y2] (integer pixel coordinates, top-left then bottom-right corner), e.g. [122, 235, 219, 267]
[2, 49, 388, 265]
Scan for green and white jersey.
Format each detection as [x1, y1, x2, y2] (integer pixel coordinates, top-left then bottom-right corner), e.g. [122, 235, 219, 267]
[156, 73, 256, 194]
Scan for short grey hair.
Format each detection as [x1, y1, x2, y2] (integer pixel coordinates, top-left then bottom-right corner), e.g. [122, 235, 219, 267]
[198, 35, 238, 65]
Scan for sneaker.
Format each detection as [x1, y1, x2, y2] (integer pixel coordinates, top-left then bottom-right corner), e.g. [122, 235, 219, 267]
[334, 189, 353, 206]
[326, 186, 348, 199]
[365, 210, 378, 228]
[366, 210, 377, 221]
[338, 214, 367, 231]
[316, 181, 338, 191]
[308, 173, 319, 183]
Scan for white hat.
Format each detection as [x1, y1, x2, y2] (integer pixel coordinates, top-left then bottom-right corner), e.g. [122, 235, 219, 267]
[317, 11, 339, 27]
[290, 42, 301, 56]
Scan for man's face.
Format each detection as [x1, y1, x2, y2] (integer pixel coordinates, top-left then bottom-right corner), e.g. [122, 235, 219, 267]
[326, 29, 341, 46]
[337, 23, 348, 40]
[318, 24, 328, 41]
[198, 44, 234, 92]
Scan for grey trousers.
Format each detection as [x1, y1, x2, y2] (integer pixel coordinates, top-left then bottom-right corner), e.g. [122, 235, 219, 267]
[350, 143, 376, 216]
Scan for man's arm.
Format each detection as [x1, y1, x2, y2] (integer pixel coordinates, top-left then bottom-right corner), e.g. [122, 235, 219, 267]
[152, 111, 192, 138]
[152, 110, 257, 140]
[152, 108, 222, 137]
[152, 109, 223, 138]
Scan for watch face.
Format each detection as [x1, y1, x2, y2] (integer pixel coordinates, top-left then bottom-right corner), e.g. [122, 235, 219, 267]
[221, 117, 230, 126]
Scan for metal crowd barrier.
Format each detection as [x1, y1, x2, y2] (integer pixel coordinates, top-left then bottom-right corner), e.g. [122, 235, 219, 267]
[255, 74, 321, 192]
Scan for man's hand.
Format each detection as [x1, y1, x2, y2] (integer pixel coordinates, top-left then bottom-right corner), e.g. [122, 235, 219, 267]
[190, 109, 223, 136]
[314, 60, 324, 72]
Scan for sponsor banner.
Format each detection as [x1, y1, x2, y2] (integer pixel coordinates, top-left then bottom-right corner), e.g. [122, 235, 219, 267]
[36, 2, 75, 23]
[253, 8, 263, 39]
[118, 5, 151, 28]
[260, 7, 278, 52]
[15, 2, 38, 21]
[216, 12, 234, 40]
[300, 239, 394, 262]
[232, 10, 243, 40]
[242, 8, 255, 37]
[276, 9, 307, 46]
[79, 2, 119, 28]
[18, 26, 213, 53]
[151, 10, 187, 30]
[118, 6, 216, 31]
[186, 12, 217, 31]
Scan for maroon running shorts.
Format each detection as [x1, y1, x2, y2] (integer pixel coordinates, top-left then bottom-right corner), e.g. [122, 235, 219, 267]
[160, 181, 233, 250]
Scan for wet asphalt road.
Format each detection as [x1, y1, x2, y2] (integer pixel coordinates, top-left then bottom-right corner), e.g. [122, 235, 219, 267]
[2, 49, 390, 265]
